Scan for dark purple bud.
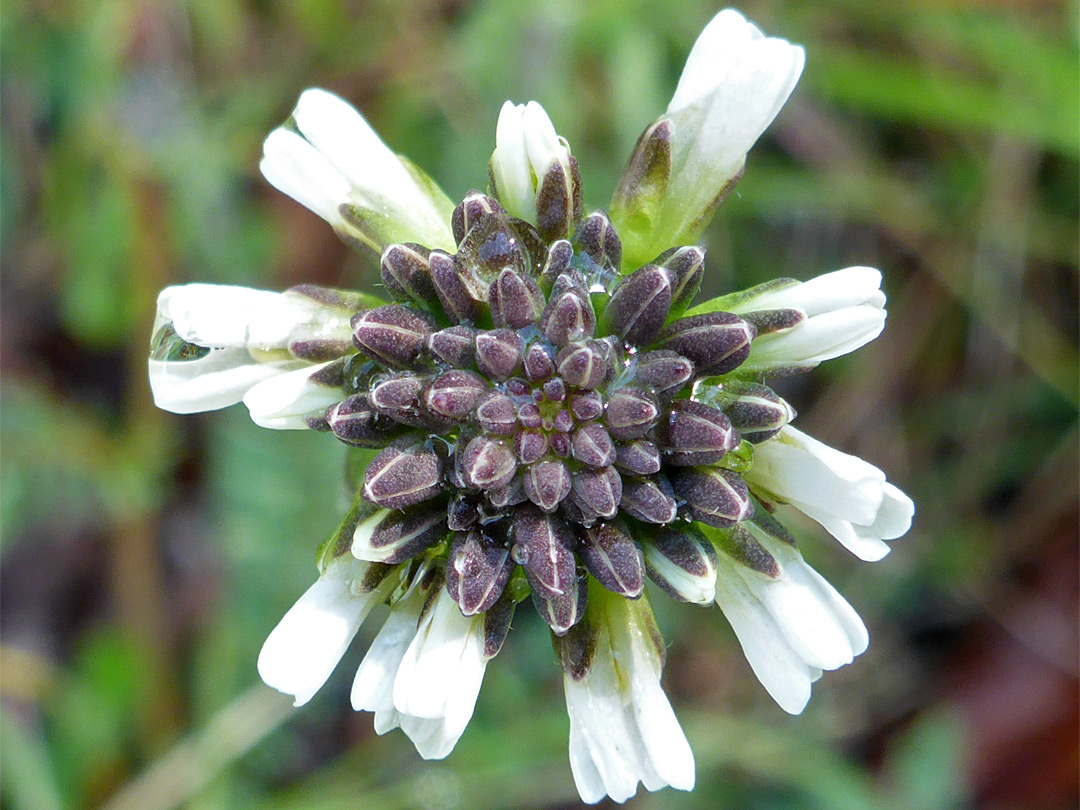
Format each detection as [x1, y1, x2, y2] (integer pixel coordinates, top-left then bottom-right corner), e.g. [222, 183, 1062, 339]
[456, 214, 527, 286]
[446, 530, 514, 615]
[619, 475, 678, 524]
[531, 569, 587, 636]
[571, 423, 616, 468]
[326, 394, 410, 447]
[658, 312, 756, 377]
[541, 273, 595, 346]
[645, 526, 719, 604]
[428, 325, 479, 368]
[482, 588, 517, 659]
[487, 473, 528, 509]
[514, 429, 549, 464]
[549, 432, 571, 458]
[423, 369, 488, 422]
[351, 305, 435, 368]
[380, 243, 437, 308]
[451, 191, 506, 245]
[475, 391, 518, 435]
[461, 436, 517, 490]
[604, 387, 659, 440]
[511, 506, 576, 599]
[476, 329, 524, 381]
[573, 211, 622, 270]
[580, 523, 644, 598]
[740, 308, 805, 336]
[605, 265, 673, 346]
[569, 391, 603, 422]
[447, 494, 480, 531]
[535, 158, 583, 242]
[539, 239, 574, 290]
[570, 466, 622, 520]
[542, 377, 567, 403]
[489, 267, 545, 329]
[523, 342, 557, 382]
[552, 409, 574, 433]
[523, 459, 573, 513]
[365, 503, 448, 564]
[429, 251, 482, 324]
[635, 350, 694, 398]
[669, 467, 754, 527]
[506, 217, 549, 275]
[362, 441, 444, 509]
[614, 439, 662, 476]
[370, 373, 443, 429]
[507, 377, 531, 397]
[657, 399, 737, 466]
[656, 246, 705, 318]
[713, 524, 781, 579]
[516, 401, 542, 430]
[718, 382, 795, 442]
[556, 340, 612, 390]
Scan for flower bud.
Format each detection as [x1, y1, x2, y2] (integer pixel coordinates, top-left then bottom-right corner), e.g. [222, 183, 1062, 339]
[489, 268, 545, 329]
[549, 432, 571, 458]
[530, 569, 587, 636]
[488, 473, 529, 509]
[657, 246, 705, 318]
[604, 264, 674, 346]
[515, 429, 549, 464]
[427, 325, 479, 368]
[370, 372, 443, 429]
[354, 502, 448, 564]
[708, 380, 795, 443]
[614, 439, 662, 476]
[506, 217, 549, 275]
[423, 369, 488, 421]
[619, 475, 678, 524]
[511, 506, 577, 600]
[556, 340, 612, 390]
[657, 311, 755, 376]
[524, 459, 573, 513]
[571, 423, 616, 468]
[536, 158, 583, 242]
[456, 213, 528, 286]
[657, 399, 737, 465]
[351, 305, 435, 369]
[573, 211, 622, 270]
[543, 378, 567, 403]
[603, 387, 659, 440]
[523, 341, 557, 382]
[474, 391, 517, 435]
[569, 466, 622, 520]
[516, 401, 542, 430]
[380, 243, 438, 309]
[363, 441, 444, 509]
[644, 526, 718, 604]
[476, 329, 524, 381]
[447, 494, 480, 531]
[541, 271, 595, 346]
[461, 436, 517, 490]
[669, 466, 754, 526]
[579, 523, 644, 599]
[451, 191, 506, 245]
[446, 530, 514, 615]
[635, 350, 695, 398]
[325, 393, 409, 447]
[429, 250, 483, 324]
[539, 239, 574, 290]
[568, 391, 604, 422]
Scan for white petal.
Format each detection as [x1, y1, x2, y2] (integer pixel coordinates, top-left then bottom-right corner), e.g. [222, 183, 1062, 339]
[747, 306, 886, 368]
[642, 544, 716, 604]
[632, 677, 695, 792]
[730, 267, 885, 316]
[242, 360, 342, 429]
[350, 508, 392, 562]
[261, 129, 350, 226]
[351, 601, 419, 725]
[257, 558, 378, 707]
[521, 101, 566, 175]
[491, 101, 532, 219]
[148, 351, 306, 414]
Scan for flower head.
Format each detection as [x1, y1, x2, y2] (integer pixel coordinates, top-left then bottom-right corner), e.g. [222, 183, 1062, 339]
[148, 8, 912, 805]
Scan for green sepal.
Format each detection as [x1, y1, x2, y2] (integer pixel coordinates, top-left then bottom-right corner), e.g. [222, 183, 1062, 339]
[684, 277, 800, 318]
[315, 494, 381, 573]
[609, 118, 673, 271]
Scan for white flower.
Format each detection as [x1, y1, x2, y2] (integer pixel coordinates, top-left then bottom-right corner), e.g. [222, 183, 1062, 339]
[731, 267, 889, 372]
[148, 283, 356, 419]
[713, 531, 868, 714]
[257, 557, 393, 707]
[562, 589, 695, 804]
[746, 425, 914, 561]
[613, 9, 804, 265]
[352, 584, 489, 760]
[241, 359, 344, 429]
[490, 101, 575, 228]
[261, 88, 456, 252]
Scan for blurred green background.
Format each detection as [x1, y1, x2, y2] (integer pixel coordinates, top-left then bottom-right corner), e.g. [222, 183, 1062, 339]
[2, 0, 1077, 808]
